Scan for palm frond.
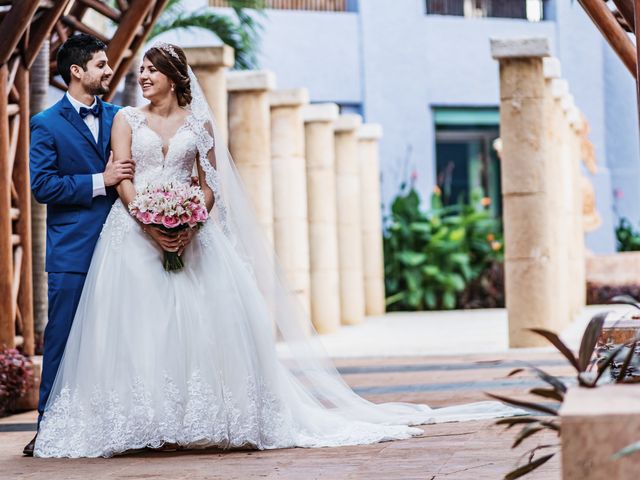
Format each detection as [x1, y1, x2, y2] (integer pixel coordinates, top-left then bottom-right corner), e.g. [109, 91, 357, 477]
[150, 4, 263, 70]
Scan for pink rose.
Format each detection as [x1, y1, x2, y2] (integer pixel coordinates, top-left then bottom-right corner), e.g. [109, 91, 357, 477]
[139, 211, 153, 224]
[162, 215, 180, 229]
[193, 207, 208, 223]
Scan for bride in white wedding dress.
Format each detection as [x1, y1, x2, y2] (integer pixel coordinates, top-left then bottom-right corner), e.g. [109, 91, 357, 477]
[34, 43, 522, 458]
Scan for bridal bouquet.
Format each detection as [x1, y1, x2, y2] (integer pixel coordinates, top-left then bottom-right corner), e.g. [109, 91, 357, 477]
[128, 182, 209, 271]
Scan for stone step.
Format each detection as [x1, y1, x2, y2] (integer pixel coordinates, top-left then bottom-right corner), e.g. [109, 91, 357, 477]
[561, 385, 640, 479]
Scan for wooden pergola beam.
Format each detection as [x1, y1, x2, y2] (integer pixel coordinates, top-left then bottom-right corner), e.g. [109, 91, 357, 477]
[578, 0, 637, 75]
[105, 0, 155, 77]
[0, 0, 39, 65]
[612, 0, 635, 31]
[24, 0, 72, 69]
[77, 0, 121, 22]
[104, 0, 171, 102]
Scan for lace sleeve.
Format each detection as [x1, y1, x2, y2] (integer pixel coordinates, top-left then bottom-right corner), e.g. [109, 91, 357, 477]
[119, 106, 145, 131]
[193, 119, 230, 238]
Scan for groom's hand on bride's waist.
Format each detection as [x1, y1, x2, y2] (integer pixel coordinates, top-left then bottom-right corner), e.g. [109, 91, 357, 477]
[103, 151, 135, 187]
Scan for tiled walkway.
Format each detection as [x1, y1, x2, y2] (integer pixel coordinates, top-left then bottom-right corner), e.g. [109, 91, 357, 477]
[0, 350, 569, 480]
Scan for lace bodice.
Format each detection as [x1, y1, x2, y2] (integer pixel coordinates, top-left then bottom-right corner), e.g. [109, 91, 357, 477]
[120, 106, 213, 188]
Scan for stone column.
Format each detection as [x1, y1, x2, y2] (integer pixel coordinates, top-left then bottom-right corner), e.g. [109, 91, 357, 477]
[303, 104, 341, 334]
[357, 124, 386, 316]
[491, 37, 562, 348]
[184, 45, 234, 143]
[543, 58, 572, 332]
[567, 104, 587, 315]
[333, 114, 365, 325]
[227, 70, 276, 242]
[269, 88, 311, 314]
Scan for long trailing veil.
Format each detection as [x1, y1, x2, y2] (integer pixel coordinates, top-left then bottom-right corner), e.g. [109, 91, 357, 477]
[187, 66, 522, 427]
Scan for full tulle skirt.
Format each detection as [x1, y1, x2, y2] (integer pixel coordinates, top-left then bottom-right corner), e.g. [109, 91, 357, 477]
[34, 200, 520, 458]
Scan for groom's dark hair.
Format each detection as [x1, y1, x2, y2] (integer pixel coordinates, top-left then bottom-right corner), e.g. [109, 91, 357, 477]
[57, 34, 107, 85]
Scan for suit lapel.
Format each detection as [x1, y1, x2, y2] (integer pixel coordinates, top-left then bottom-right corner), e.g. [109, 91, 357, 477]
[98, 98, 112, 161]
[59, 95, 101, 157]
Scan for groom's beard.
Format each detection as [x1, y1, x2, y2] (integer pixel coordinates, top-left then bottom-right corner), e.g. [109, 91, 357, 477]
[86, 76, 110, 96]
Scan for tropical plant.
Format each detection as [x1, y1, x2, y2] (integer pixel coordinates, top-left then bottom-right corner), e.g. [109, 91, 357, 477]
[615, 217, 640, 252]
[383, 184, 503, 311]
[491, 297, 640, 479]
[149, 0, 264, 70]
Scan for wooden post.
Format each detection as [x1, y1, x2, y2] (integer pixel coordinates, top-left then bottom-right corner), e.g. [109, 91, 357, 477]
[0, 65, 14, 349]
[15, 66, 34, 355]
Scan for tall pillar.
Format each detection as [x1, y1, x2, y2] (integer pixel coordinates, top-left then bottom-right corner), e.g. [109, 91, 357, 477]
[184, 45, 234, 144]
[567, 104, 587, 315]
[227, 70, 276, 242]
[269, 88, 311, 314]
[303, 104, 341, 334]
[543, 58, 572, 332]
[357, 124, 386, 316]
[334, 114, 365, 325]
[491, 38, 562, 348]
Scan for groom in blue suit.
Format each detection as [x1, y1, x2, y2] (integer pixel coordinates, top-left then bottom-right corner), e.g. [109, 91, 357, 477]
[25, 34, 135, 456]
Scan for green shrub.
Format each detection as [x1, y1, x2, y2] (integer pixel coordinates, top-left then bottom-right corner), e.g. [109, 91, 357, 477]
[615, 217, 640, 251]
[383, 185, 503, 311]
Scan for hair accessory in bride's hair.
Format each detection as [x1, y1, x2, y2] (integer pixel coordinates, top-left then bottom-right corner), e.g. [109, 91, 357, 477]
[153, 41, 180, 61]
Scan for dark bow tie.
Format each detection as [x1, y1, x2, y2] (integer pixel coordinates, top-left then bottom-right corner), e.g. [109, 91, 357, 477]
[79, 103, 101, 119]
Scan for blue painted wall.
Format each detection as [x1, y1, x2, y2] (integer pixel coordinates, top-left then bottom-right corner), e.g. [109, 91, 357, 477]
[163, 0, 640, 253]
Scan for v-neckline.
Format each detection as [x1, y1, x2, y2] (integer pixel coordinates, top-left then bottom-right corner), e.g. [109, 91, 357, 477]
[139, 109, 192, 159]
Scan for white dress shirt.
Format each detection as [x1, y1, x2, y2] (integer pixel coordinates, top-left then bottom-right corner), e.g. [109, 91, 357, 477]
[65, 92, 106, 198]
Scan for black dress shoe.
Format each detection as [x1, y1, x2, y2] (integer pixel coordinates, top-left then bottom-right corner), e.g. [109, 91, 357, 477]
[23, 434, 37, 457]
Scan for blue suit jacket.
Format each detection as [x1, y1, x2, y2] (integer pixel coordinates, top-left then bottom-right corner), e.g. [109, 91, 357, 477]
[30, 95, 120, 273]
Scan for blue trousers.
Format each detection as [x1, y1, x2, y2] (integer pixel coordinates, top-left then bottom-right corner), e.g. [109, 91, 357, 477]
[37, 272, 86, 426]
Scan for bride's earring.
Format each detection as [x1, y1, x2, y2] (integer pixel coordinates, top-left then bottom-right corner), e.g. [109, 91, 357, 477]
[171, 84, 175, 92]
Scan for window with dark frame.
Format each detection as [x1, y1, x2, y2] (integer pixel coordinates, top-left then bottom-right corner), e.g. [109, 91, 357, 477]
[426, 0, 545, 21]
[433, 108, 502, 218]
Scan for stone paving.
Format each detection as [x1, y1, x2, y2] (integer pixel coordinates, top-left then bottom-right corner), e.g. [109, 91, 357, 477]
[0, 350, 569, 480]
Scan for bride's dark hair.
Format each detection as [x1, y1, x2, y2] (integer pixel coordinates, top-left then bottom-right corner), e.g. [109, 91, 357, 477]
[144, 44, 192, 107]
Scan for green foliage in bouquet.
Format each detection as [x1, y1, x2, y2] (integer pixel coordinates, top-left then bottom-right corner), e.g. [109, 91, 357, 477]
[383, 185, 503, 311]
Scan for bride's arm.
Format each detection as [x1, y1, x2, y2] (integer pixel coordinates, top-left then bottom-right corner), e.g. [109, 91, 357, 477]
[110, 111, 137, 207]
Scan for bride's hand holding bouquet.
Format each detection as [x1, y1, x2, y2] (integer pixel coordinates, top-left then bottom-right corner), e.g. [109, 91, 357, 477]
[128, 182, 209, 271]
